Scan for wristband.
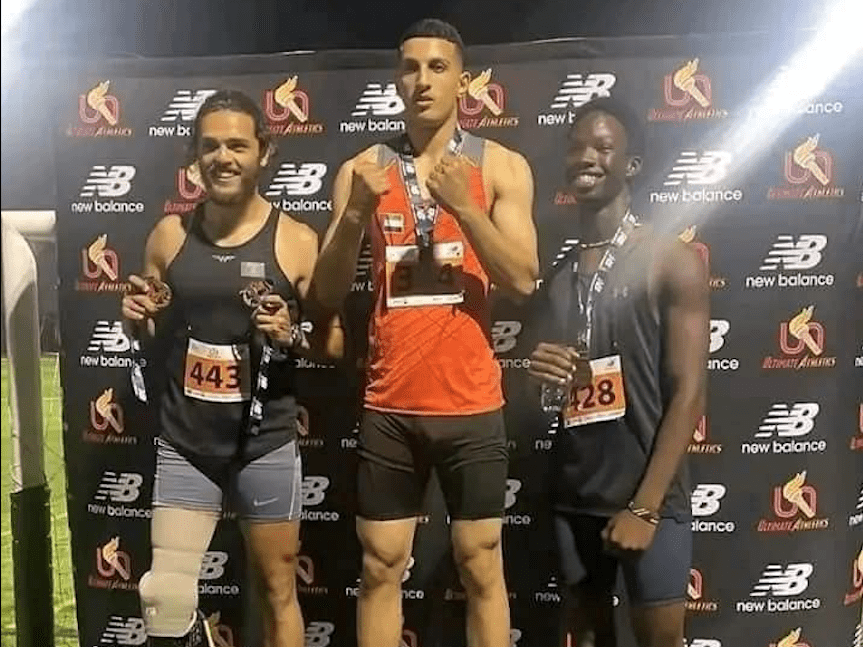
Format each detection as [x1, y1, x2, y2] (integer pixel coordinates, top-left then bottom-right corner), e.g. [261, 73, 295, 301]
[626, 501, 660, 526]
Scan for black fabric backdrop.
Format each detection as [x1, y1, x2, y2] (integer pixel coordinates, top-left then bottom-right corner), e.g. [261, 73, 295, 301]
[52, 34, 863, 647]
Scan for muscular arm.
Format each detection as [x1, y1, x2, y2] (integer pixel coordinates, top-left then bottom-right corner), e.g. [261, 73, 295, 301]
[128, 214, 185, 337]
[276, 218, 344, 361]
[309, 150, 374, 310]
[453, 146, 538, 303]
[632, 241, 709, 513]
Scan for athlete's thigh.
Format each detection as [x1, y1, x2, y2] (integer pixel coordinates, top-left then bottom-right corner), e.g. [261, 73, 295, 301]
[428, 410, 509, 520]
[621, 517, 691, 608]
[357, 410, 431, 520]
[356, 516, 418, 569]
[242, 518, 301, 581]
[234, 439, 303, 522]
[152, 437, 222, 513]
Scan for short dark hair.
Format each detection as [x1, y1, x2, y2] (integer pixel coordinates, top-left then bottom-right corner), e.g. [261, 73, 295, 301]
[398, 18, 465, 62]
[187, 89, 272, 164]
[570, 97, 645, 161]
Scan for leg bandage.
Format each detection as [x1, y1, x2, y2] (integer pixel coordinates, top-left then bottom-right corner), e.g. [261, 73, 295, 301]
[138, 507, 219, 639]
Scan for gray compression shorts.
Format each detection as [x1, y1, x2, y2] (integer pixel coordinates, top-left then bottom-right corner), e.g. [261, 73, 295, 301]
[153, 437, 302, 522]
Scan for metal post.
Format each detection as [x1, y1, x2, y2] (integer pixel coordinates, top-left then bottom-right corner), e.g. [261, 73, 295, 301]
[2, 211, 56, 647]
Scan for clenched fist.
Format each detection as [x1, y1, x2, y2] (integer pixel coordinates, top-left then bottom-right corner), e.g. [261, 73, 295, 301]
[346, 154, 393, 216]
[427, 154, 474, 217]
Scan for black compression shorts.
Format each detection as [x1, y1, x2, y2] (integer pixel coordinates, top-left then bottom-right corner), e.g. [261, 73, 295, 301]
[357, 408, 508, 521]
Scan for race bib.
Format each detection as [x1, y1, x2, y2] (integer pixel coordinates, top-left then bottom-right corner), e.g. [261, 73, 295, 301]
[385, 241, 465, 307]
[563, 354, 626, 428]
[183, 338, 251, 403]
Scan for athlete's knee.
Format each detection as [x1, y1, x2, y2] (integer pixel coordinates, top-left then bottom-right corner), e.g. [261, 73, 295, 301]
[138, 569, 200, 637]
[360, 541, 411, 589]
[453, 533, 503, 595]
[256, 552, 299, 614]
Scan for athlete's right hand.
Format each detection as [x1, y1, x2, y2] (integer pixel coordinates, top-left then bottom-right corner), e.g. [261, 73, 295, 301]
[121, 274, 159, 322]
[528, 343, 591, 387]
[345, 156, 392, 216]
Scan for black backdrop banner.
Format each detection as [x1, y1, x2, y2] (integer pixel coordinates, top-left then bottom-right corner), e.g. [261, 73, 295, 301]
[53, 34, 862, 647]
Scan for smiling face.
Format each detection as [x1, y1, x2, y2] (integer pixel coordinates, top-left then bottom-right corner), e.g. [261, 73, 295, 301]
[397, 36, 468, 127]
[565, 110, 635, 207]
[194, 109, 269, 206]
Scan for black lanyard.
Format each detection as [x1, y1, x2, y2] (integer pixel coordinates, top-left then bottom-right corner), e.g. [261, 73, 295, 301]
[569, 211, 639, 354]
[396, 127, 465, 247]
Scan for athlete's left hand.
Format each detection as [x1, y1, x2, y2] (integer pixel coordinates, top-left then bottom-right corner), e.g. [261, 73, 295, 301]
[601, 509, 658, 554]
[427, 154, 475, 217]
[252, 294, 293, 346]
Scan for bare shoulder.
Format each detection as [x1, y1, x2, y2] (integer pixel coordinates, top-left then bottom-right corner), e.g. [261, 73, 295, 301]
[277, 212, 319, 249]
[481, 139, 533, 190]
[654, 231, 708, 291]
[148, 213, 187, 249]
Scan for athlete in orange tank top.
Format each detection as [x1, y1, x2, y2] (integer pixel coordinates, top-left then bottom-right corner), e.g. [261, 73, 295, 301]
[311, 18, 538, 647]
[364, 133, 502, 414]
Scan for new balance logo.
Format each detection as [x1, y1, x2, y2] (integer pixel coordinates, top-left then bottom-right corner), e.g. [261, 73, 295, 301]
[492, 321, 522, 354]
[505, 479, 522, 509]
[664, 151, 731, 186]
[199, 551, 228, 580]
[550, 73, 616, 109]
[691, 484, 726, 517]
[160, 90, 217, 122]
[99, 616, 146, 645]
[759, 235, 826, 271]
[87, 321, 131, 353]
[302, 476, 330, 507]
[265, 163, 327, 198]
[751, 563, 813, 597]
[80, 165, 136, 198]
[351, 83, 405, 117]
[756, 403, 819, 438]
[94, 472, 143, 503]
[305, 621, 335, 647]
[709, 319, 730, 353]
[856, 486, 863, 511]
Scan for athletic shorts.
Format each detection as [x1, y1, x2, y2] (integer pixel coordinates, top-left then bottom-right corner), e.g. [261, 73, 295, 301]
[357, 409, 508, 521]
[553, 513, 691, 607]
[152, 437, 302, 522]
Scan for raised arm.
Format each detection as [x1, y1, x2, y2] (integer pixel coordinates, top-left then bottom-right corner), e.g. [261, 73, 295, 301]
[428, 144, 538, 303]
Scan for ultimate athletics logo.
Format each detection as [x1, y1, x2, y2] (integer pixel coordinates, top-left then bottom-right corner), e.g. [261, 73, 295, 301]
[678, 226, 728, 290]
[648, 58, 728, 122]
[762, 306, 836, 370]
[76, 234, 130, 293]
[767, 134, 845, 200]
[88, 536, 135, 591]
[163, 164, 206, 214]
[67, 80, 132, 137]
[757, 471, 830, 533]
[263, 76, 325, 135]
[84, 387, 134, 445]
[457, 68, 519, 129]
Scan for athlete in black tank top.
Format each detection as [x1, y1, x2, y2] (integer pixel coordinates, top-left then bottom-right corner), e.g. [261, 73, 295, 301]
[528, 97, 709, 647]
[121, 90, 343, 647]
[160, 203, 300, 481]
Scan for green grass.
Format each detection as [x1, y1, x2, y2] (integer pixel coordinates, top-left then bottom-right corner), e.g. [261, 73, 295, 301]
[1, 356, 78, 647]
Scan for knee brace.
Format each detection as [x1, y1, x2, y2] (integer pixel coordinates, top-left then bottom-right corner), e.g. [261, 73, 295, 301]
[138, 569, 200, 638]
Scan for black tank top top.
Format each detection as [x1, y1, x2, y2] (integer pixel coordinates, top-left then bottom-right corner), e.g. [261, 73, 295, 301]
[158, 204, 300, 482]
[538, 231, 690, 521]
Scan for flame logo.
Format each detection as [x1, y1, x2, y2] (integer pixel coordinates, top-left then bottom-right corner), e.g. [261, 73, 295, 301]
[185, 162, 205, 190]
[467, 68, 502, 115]
[274, 76, 308, 123]
[101, 536, 120, 566]
[672, 59, 710, 107]
[788, 306, 822, 355]
[855, 547, 863, 585]
[95, 388, 115, 420]
[782, 471, 815, 518]
[792, 134, 829, 185]
[777, 628, 802, 647]
[206, 612, 235, 647]
[678, 225, 697, 243]
[86, 81, 118, 126]
[87, 235, 118, 281]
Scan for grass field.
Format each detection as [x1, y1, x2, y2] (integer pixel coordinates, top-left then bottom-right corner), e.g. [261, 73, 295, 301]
[1, 356, 79, 647]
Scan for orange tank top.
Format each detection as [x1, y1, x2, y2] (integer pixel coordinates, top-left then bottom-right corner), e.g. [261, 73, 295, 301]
[363, 133, 503, 415]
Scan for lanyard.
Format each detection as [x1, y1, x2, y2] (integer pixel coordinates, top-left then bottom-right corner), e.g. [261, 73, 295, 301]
[396, 127, 465, 247]
[570, 210, 638, 353]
